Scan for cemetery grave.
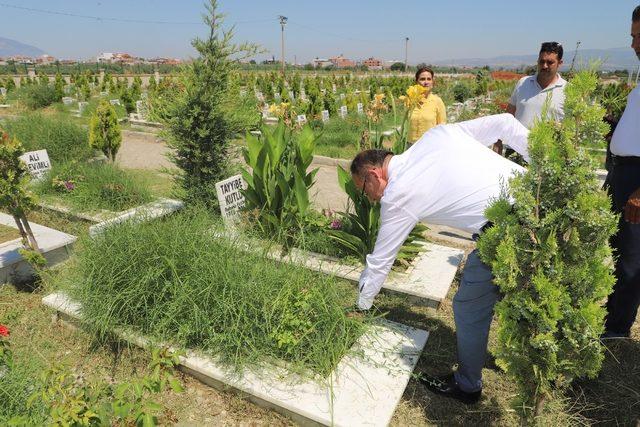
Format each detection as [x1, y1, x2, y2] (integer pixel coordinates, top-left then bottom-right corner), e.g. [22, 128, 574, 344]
[2, 2, 635, 424]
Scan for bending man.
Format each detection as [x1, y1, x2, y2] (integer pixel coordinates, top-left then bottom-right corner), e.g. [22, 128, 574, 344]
[352, 113, 529, 404]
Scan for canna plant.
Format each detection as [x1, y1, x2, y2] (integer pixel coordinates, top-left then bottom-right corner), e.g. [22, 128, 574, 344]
[477, 70, 618, 419]
[241, 122, 318, 248]
[391, 84, 426, 154]
[328, 166, 427, 266]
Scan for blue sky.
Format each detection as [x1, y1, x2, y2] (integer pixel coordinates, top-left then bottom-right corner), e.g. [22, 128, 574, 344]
[1, 0, 638, 63]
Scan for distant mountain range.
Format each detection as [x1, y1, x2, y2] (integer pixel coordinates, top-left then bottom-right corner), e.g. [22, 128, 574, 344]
[433, 47, 639, 71]
[0, 36, 45, 58]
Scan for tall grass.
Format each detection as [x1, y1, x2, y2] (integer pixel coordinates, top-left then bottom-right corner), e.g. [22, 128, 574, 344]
[34, 162, 153, 212]
[57, 207, 370, 378]
[0, 362, 47, 424]
[2, 113, 93, 163]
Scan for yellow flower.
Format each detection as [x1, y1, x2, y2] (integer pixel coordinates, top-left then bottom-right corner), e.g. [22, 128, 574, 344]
[403, 84, 427, 109]
[374, 93, 385, 103]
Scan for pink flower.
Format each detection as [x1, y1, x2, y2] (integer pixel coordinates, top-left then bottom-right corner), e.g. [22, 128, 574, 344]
[330, 219, 342, 230]
[64, 181, 75, 191]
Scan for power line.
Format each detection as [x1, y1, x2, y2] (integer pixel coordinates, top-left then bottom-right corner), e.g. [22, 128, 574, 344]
[0, 2, 276, 26]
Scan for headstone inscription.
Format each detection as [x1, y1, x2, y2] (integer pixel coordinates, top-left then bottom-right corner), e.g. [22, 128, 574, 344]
[296, 114, 307, 125]
[321, 110, 330, 123]
[19, 150, 51, 181]
[339, 105, 348, 119]
[357, 103, 364, 114]
[215, 175, 247, 223]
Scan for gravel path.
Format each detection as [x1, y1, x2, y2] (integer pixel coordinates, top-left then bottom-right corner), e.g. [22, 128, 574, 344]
[116, 130, 175, 170]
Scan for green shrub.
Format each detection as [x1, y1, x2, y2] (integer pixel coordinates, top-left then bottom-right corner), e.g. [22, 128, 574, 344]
[18, 83, 58, 109]
[34, 162, 152, 212]
[477, 70, 617, 418]
[163, 0, 259, 207]
[2, 113, 92, 163]
[89, 100, 122, 161]
[59, 207, 370, 377]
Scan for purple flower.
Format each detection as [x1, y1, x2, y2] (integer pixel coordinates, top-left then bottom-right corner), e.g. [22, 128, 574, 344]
[330, 219, 342, 230]
[64, 181, 75, 191]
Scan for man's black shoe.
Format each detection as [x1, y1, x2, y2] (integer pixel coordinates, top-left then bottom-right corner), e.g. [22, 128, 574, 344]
[419, 373, 481, 404]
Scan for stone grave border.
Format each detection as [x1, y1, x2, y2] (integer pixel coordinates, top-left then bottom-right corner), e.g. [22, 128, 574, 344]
[37, 198, 184, 237]
[43, 291, 428, 427]
[218, 230, 464, 308]
[0, 213, 76, 284]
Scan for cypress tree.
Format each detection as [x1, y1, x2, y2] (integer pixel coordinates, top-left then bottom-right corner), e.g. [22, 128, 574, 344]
[477, 70, 618, 418]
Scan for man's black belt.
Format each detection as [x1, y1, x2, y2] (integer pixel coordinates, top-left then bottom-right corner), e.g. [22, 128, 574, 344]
[611, 155, 640, 166]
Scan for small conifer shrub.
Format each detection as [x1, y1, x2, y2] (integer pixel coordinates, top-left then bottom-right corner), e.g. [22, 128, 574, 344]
[477, 70, 618, 418]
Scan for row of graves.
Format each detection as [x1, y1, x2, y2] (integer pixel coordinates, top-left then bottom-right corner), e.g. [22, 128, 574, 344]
[4, 97, 467, 425]
[41, 166, 466, 426]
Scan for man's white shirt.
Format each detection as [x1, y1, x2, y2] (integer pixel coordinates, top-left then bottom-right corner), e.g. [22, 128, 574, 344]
[610, 85, 640, 157]
[357, 113, 529, 310]
[510, 74, 567, 129]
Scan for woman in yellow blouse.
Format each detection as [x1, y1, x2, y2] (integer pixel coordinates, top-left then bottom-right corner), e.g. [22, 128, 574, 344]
[408, 67, 447, 143]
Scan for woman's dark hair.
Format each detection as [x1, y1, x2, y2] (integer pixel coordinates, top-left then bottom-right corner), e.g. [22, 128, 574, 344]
[350, 149, 393, 177]
[415, 66, 435, 82]
[633, 5, 640, 22]
[539, 41, 563, 61]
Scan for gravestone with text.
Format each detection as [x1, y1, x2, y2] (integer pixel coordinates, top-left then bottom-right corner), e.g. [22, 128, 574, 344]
[339, 105, 348, 119]
[0, 87, 6, 97]
[357, 103, 364, 114]
[62, 97, 74, 106]
[136, 100, 149, 120]
[19, 150, 51, 181]
[215, 175, 247, 223]
[296, 114, 307, 125]
[321, 110, 330, 123]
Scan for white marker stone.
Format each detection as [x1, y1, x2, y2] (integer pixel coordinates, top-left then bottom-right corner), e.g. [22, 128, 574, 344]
[296, 114, 307, 125]
[19, 149, 51, 181]
[321, 110, 330, 123]
[339, 105, 348, 119]
[357, 103, 364, 114]
[215, 175, 247, 223]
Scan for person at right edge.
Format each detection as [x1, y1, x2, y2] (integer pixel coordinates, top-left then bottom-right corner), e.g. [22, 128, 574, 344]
[602, 6, 640, 339]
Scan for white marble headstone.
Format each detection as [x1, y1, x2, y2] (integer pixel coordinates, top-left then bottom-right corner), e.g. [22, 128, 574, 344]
[321, 110, 330, 122]
[357, 103, 364, 114]
[339, 105, 348, 119]
[215, 175, 247, 223]
[296, 114, 307, 125]
[19, 149, 51, 181]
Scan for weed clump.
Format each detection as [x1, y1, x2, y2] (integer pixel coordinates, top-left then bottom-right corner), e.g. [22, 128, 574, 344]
[34, 162, 152, 213]
[59, 207, 370, 377]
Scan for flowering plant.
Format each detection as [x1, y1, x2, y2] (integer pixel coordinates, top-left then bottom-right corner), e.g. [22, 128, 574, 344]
[391, 84, 427, 154]
[361, 93, 389, 151]
[0, 324, 12, 371]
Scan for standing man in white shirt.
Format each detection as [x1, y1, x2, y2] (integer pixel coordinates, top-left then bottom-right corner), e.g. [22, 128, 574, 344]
[602, 6, 640, 339]
[507, 42, 567, 127]
[351, 113, 529, 404]
[494, 42, 567, 155]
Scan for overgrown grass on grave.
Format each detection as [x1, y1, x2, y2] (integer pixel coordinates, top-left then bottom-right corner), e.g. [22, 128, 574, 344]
[1, 112, 93, 163]
[33, 162, 153, 213]
[55, 207, 372, 378]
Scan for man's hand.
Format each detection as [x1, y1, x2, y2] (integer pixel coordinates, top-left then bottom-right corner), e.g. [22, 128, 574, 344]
[624, 187, 640, 224]
[492, 140, 503, 155]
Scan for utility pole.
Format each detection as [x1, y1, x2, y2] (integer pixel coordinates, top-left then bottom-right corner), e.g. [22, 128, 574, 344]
[404, 37, 409, 72]
[279, 15, 288, 77]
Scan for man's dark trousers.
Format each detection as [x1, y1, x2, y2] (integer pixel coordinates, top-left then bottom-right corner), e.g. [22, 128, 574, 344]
[605, 158, 640, 335]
